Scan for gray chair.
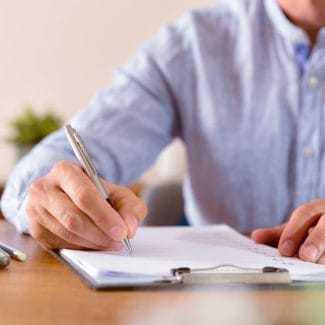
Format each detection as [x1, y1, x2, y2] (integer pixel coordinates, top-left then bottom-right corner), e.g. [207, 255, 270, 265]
[140, 182, 184, 226]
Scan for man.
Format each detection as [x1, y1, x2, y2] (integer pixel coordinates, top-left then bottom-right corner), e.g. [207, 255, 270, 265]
[1, 0, 325, 263]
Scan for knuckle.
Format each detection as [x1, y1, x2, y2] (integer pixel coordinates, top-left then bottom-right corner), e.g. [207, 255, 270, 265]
[52, 160, 78, 176]
[122, 186, 134, 196]
[62, 228, 76, 243]
[292, 203, 317, 221]
[92, 213, 108, 227]
[25, 202, 43, 225]
[113, 188, 147, 221]
[309, 230, 325, 244]
[116, 185, 136, 199]
[53, 160, 70, 172]
[73, 187, 91, 208]
[61, 210, 80, 232]
[310, 199, 325, 206]
[114, 184, 130, 192]
[25, 201, 37, 218]
[50, 222, 75, 246]
[28, 178, 45, 196]
[135, 200, 147, 221]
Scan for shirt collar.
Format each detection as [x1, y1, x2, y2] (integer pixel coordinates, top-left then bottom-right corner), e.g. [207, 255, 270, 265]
[318, 28, 325, 47]
[265, 0, 310, 46]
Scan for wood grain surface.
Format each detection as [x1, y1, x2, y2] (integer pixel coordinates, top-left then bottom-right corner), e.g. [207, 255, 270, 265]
[1, 220, 325, 325]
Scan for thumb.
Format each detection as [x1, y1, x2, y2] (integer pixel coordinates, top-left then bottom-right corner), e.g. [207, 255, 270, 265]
[251, 223, 287, 247]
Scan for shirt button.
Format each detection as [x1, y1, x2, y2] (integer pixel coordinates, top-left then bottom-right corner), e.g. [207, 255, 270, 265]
[293, 32, 305, 42]
[303, 147, 314, 157]
[307, 76, 319, 88]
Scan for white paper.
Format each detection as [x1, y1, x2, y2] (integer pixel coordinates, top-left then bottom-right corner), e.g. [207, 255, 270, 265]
[60, 225, 325, 283]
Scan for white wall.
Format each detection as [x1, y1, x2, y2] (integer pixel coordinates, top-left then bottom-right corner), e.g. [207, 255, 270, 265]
[0, 0, 208, 184]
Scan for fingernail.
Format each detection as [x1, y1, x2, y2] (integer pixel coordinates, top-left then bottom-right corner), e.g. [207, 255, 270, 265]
[108, 225, 126, 241]
[281, 239, 295, 255]
[127, 216, 138, 235]
[301, 244, 319, 262]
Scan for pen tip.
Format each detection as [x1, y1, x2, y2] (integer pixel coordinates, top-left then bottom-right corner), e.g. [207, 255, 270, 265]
[127, 246, 133, 256]
[123, 238, 133, 256]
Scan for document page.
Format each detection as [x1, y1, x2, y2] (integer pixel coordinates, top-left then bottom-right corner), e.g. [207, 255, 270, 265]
[60, 225, 325, 283]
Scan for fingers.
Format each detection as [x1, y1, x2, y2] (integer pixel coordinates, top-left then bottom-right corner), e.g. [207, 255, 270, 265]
[30, 219, 122, 251]
[29, 221, 86, 250]
[27, 193, 122, 250]
[26, 160, 146, 250]
[31, 211, 114, 250]
[50, 161, 129, 241]
[297, 215, 325, 263]
[106, 183, 147, 238]
[278, 200, 325, 263]
[251, 199, 325, 264]
[251, 223, 286, 247]
[317, 253, 325, 265]
[44, 189, 122, 248]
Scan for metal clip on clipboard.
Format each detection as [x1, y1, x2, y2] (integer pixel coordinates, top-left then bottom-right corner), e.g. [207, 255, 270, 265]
[171, 264, 291, 285]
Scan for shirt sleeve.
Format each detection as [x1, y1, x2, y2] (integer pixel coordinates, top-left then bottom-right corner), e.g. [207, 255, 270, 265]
[0, 16, 192, 233]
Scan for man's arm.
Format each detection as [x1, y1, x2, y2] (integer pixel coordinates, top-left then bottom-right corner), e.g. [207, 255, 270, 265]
[1, 17, 190, 248]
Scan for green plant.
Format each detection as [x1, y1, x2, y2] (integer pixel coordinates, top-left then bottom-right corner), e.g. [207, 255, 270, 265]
[7, 106, 62, 145]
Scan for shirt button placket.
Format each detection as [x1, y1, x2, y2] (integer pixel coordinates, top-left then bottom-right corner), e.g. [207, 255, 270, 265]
[307, 76, 319, 88]
[303, 147, 314, 158]
[303, 72, 320, 202]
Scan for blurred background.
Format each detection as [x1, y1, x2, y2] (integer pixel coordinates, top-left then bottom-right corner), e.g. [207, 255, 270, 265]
[0, 0, 208, 187]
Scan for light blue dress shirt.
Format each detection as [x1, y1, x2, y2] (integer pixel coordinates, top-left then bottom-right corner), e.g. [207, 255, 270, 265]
[1, 0, 325, 233]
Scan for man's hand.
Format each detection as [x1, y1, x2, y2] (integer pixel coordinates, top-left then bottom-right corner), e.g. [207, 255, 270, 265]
[25, 160, 147, 250]
[251, 199, 325, 264]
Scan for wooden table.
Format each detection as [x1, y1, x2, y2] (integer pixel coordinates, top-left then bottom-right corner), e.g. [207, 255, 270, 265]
[1, 220, 325, 325]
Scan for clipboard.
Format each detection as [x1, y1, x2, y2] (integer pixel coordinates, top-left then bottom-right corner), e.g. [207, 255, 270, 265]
[171, 265, 290, 285]
[49, 225, 325, 290]
[51, 250, 291, 290]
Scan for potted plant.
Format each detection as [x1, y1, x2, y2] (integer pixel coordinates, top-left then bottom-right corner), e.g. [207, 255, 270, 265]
[7, 106, 62, 159]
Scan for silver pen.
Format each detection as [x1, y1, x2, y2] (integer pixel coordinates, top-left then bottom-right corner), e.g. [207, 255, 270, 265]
[64, 124, 133, 255]
[0, 242, 27, 262]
